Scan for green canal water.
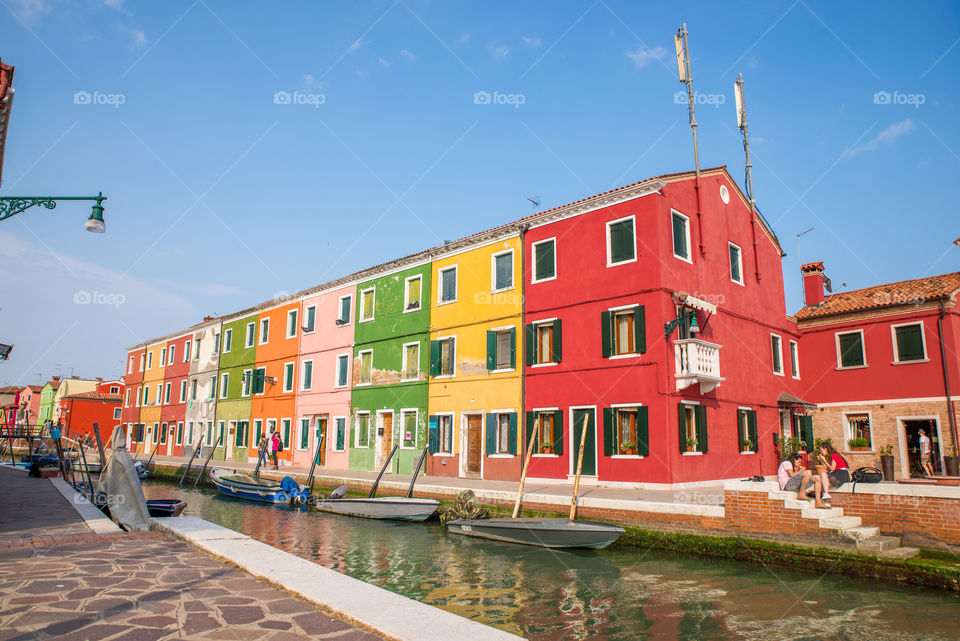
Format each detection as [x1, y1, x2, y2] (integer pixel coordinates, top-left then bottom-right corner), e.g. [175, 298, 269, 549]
[143, 483, 960, 641]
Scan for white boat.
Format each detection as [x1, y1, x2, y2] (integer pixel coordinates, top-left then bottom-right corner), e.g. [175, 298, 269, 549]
[446, 517, 624, 549]
[314, 486, 438, 521]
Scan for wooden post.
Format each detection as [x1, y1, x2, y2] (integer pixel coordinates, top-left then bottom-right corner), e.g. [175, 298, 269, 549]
[512, 419, 540, 519]
[569, 414, 590, 520]
[194, 431, 223, 487]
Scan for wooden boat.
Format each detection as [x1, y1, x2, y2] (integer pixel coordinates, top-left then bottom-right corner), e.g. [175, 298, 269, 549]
[209, 467, 303, 504]
[146, 499, 187, 517]
[446, 517, 624, 549]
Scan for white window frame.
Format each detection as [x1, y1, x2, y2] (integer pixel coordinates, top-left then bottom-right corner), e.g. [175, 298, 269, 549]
[404, 275, 423, 313]
[354, 411, 371, 448]
[176, 421, 184, 446]
[491, 248, 515, 292]
[530, 406, 560, 458]
[357, 349, 373, 386]
[180, 380, 187, 403]
[245, 323, 255, 348]
[890, 321, 928, 364]
[297, 417, 311, 451]
[125, 389, 131, 407]
[223, 328, 232, 353]
[610, 402, 645, 459]
[835, 329, 868, 370]
[401, 341, 420, 382]
[531, 237, 557, 284]
[789, 340, 800, 379]
[156, 384, 162, 406]
[287, 309, 298, 339]
[338, 294, 353, 325]
[605, 215, 637, 267]
[242, 369, 252, 397]
[303, 305, 316, 333]
[842, 410, 874, 451]
[399, 408, 419, 449]
[109, 385, 120, 394]
[259, 318, 270, 345]
[434, 412, 455, 455]
[491, 326, 515, 372]
[127, 356, 133, 374]
[729, 241, 744, 285]
[437, 265, 458, 305]
[608, 303, 640, 358]
[490, 410, 515, 457]
[770, 333, 784, 376]
[113, 407, 121, 420]
[301, 359, 313, 391]
[184, 340, 191, 362]
[283, 361, 295, 393]
[280, 418, 292, 449]
[332, 416, 347, 452]
[335, 353, 350, 388]
[168, 346, 175, 364]
[671, 209, 692, 263]
[359, 288, 375, 322]
[532, 319, 558, 367]
[160, 347, 166, 364]
[435, 335, 456, 378]
[253, 366, 266, 396]
[146, 351, 153, 370]
[139, 354, 145, 371]
[220, 372, 229, 399]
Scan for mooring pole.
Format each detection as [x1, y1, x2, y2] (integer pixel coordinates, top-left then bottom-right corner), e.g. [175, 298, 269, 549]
[406, 445, 429, 498]
[194, 432, 223, 488]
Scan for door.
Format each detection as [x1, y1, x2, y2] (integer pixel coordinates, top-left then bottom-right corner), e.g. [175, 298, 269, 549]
[377, 412, 393, 470]
[571, 408, 597, 476]
[316, 417, 328, 466]
[903, 419, 941, 477]
[226, 421, 235, 459]
[466, 415, 482, 474]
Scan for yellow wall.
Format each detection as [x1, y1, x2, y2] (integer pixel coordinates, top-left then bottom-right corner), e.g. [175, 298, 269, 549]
[428, 236, 523, 455]
[138, 342, 166, 453]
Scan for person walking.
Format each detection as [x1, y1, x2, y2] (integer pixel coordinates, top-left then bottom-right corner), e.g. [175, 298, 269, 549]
[257, 434, 267, 467]
[270, 430, 281, 470]
[919, 428, 935, 477]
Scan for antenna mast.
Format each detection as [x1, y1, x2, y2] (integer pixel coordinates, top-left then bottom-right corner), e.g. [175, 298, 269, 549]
[735, 73, 761, 281]
[675, 23, 704, 255]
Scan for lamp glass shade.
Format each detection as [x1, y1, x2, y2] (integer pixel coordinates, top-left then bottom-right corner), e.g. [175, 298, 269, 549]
[85, 203, 105, 233]
[688, 314, 699, 334]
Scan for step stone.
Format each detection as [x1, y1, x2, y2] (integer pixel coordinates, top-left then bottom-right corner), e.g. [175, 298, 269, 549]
[879, 546, 920, 559]
[839, 525, 880, 541]
[820, 516, 862, 530]
[800, 506, 844, 520]
[858, 536, 901, 554]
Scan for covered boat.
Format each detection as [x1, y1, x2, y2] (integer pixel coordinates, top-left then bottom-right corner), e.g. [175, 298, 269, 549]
[146, 499, 187, 517]
[445, 517, 624, 549]
[314, 486, 438, 521]
[209, 468, 303, 504]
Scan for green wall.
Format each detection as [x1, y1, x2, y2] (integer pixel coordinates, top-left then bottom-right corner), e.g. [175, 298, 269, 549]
[214, 313, 258, 461]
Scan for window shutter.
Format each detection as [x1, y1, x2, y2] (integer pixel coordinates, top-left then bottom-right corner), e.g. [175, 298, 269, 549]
[602, 407, 614, 456]
[737, 410, 746, 452]
[508, 413, 517, 455]
[634, 305, 646, 354]
[553, 410, 564, 455]
[601, 311, 612, 358]
[525, 323, 535, 366]
[509, 327, 517, 369]
[748, 410, 758, 451]
[637, 407, 650, 456]
[486, 331, 496, 370]
[695, 405, 708, 453]
[553, 319, 562, 363]
[429, 340, 440, 376]
[536, 241, 555, 279]
[336, 421, 344, 451]
[428, 415, 439, 454]
[525, 412, 535, 457]
[485, 413, 496, 455]
[799, 416, 814, 452]
[839, 333, 864, 367]
[678, 403, 686, 453]
[896, 325, 924, 361]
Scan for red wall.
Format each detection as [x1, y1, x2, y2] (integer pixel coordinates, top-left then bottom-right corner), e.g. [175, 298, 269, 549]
[60, 395, 121, 444]
[121, 348, 145, 444]
[160, 335, 191, 456]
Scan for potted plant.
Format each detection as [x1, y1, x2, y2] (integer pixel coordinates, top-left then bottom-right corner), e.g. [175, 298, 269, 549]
[685, 437, 698, 452]
[741, 439, 754, 453]
[620, 441, 637, 455]
[847, 437, 871, 451]
[945, 442, 959, 477]
[540, 442, 554, 455]
[879, 443, 895, 480]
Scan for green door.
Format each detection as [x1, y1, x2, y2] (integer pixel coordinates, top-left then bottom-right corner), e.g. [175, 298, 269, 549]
[571, 408, 597, 476]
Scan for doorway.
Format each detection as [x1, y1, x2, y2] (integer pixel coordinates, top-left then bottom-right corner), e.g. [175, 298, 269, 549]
[570, 407, 597, 477]
[901, 418, 942, 477]
[316, 416, 328, 466]
[465, 414, 482, 477]
[376, 411, 393, 471]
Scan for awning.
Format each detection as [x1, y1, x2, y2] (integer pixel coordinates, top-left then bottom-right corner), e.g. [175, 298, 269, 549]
[778, 391, 815, 409]
[674, 292, 717, 314]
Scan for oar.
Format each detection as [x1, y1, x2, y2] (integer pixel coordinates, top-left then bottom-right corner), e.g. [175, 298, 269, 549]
[194, 431, 223, 487]
[368, 444, 399, 498]
[512, 418, 540, 518]
[406, 445, 429, 498]
[570, 414, 590, 520]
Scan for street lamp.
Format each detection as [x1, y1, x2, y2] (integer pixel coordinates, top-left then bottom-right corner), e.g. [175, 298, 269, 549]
[0, 192, 107, 233]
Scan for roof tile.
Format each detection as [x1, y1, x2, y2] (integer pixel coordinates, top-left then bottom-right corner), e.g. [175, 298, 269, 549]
[796, 272, 960, 320]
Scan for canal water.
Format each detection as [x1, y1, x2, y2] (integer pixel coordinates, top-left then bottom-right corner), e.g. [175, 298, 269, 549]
[144, 483, 960, 641]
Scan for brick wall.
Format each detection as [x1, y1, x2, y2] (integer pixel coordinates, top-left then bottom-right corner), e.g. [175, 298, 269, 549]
[829, 491, 960, 553]
[724, 488, 848, 547]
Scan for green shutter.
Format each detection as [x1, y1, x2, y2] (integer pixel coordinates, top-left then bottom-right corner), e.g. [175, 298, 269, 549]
[601, 311, 612, 358]
[799, 416, 814, 453]
[737, 410, 746, 452]
[536, 241, 555, 280]
[283, 421, 291, 448]
[509, 327, 517, 369]
[428, 415, 439, 453]
[486, 330, 496, 370]
[525, 412, 535, 459]
[672, 213, 687, 257]
[838, 333, 864, 367]
[896, 325, 924, 361]
[748, 410, 758, 451]
[553, 410, 564, 455]
[429, 340, 440, 376]
[552, 319, 562, 363]
[525, 323, 535, 366]
[678, 403, 687, 453]
[508, 413, 517, 456]
[695, 405, 708, 453]
[485, 413, 496, 455]
[300, 421, 309, 450]
[637, 407, 650, 456]
[634, 306, 646, 354]
[602, 407, 614, 456]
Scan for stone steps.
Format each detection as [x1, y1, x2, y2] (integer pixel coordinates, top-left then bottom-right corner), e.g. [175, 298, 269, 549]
[857, 535, 902, 554]
[879, 546, 921, 559]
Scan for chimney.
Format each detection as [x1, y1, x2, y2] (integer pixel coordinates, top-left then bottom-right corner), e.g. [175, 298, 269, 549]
[801, 261, 826, 306]
[52, 376, 61, 382]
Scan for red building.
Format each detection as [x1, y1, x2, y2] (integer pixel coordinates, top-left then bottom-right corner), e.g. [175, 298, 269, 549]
[121, 347, 146, 449]
[522, 166, 806, 486]
[159, 334, 191, 457]
[796, 262, 960, 479]
[59, 379, 124, 445]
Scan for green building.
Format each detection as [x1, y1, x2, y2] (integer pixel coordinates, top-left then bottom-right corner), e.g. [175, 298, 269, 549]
[36, 379, 60, 426]
[349, 262, 431, 475]
[214, 312, 258, 462]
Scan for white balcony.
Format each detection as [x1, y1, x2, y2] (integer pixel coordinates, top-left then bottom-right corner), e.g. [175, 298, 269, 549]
[675, 338, 724, 393]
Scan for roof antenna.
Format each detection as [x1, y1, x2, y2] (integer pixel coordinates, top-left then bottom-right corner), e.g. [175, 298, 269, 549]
[735, 73, 761, 282]
[675, 23, 704, 256]
[526, 196, 540, 209]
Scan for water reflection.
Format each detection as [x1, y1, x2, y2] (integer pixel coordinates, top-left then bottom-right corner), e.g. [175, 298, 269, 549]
[144, 484, 960, 641]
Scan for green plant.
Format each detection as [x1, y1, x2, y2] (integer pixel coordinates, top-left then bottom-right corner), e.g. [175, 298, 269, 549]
[741, 439, 754, 451]
[685, 437, 698, 449]
[880, 443, 894, 457]
[619, 441, 636, 453]
[813, 436, 834, 453]
[946, 442, 958, 459]
[779, 436, 806, 462]
[848, 437, 871, 449]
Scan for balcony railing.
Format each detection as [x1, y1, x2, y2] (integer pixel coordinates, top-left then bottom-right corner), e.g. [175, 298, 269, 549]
[674, 338, 724, 393]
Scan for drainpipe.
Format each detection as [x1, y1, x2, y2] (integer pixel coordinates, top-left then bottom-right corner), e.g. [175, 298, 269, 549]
[937, 300, 958, 452]
[519, 224, 529, 470]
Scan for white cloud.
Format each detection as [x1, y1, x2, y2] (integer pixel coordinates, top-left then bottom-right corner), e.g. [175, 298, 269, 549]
[400, 49, 416, 63]
[102, 0, 125, 11]
[118, 24, 147, 48]
[9, 0, 50, 21]
[300, 74, 323, 92]
[458, 33, 471, 44]
[846, 119, 915, 157]
[378, 57, 391, 69]
[488, 42, 510, 61]
[522, 35, 542, 47]
[627, 45, 666, 69]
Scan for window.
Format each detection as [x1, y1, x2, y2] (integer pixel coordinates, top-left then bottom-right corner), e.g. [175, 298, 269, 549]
[771, 334, 783, 375]
[526, 319, 562, 365]
[299, 418, 310, 450]
[159, 422, 167, 445]
[301, 360, 313, 391]
[128, 356, 133, 374]
[156, 384, 162, 405]
[355, 412, 370, 447]
[113, 407, 121, 420]
[532, 238, 556, 282]
[672, 211, 691, 261]
[401, 410, 417, 448]
[530, 410, 562, 455]
[483, 412, 516, 455]
[845, 412, 872, 448]
[250, 367, 266, 395]
[402, 342, 420, 380]
[729, 242, 743, 284]
[893, 323, 926, 362]
[737, 408, 758, 452]
[180, 380, 187, 403]
[109, 385, 120, 394]
[125, 389, 131, 407]
[139, 354, 145, 371]
[405, 275, 422, 311]
[837, 331, 866, 368]
[433, 414, 453, 454]
[147, 352, 153, 369]
[358, 350, 373, 385]
[160, 347, 166, 364]
[334, 417, 346, 452]
[338, 295, 352, 324]
[184, 340, 191, 362]
[430, 338, 455, 377]
[259, 319, 269, 345]
[214, 332, 220, 352]
[253, 419, 263, 445]
[607, 216, 636, 265]
[152, 422, 159, 444]
[168, 346, 175, 364]
[245, 323, 255, 348]
[242, 369, 252, 396]
[223, 329, 232, 353]
[359, 288, 375, 322]
[603, 406, 649, 456]
[234, 421, 245, 448]
[438, 266, 457, 303]
[789, 340, 800, 378]
[602, 306, 646, 357]
[176, 422, 184, 446]
[190, 379, 197, 401]
[303, 305, 316, 333]
[678, 402, 708, 453]
[492, 250, 514, 291]
[281, 419, 291, 449]
[220, 373, 229, 399]
[335, 354, 350, 388]
[287, 309, 298, 338]
[283, 362, 294, 392]
[487, 328, 516, 370]
[164, 381, 172, 404]
[194, 338, 201, 360]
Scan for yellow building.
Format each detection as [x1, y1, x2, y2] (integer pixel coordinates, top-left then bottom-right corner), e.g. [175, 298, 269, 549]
[137, 340, 167, 456]
[427, 233, 523, 480]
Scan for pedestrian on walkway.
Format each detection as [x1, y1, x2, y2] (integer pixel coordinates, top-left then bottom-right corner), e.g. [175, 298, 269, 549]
[919, 428, 935, 477]
[270, 431, 281, 470]
[257, 435, 267, 467]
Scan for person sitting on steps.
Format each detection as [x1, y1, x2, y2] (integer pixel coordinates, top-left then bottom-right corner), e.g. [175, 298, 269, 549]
[816, 442, 850, 496]
[778, 452, 829, 508]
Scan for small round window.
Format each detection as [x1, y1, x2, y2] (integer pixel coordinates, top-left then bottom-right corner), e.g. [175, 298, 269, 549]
[719, 184, 730, 204]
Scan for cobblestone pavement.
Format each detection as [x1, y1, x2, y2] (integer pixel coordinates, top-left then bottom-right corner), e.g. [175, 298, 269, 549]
[0, 465, 90, 544]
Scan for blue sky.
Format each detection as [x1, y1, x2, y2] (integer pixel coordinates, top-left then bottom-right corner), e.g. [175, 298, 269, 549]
[1, 0, 958, 386]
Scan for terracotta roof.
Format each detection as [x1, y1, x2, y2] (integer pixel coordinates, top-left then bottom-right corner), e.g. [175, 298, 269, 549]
[25, 385, 43, 392]
[795, 272, 960, 320]
[62, 391, 122, 402]
[0, 385, 21, 394]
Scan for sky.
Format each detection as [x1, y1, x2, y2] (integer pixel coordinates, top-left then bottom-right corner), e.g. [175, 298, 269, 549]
[1, 0, 958, 386]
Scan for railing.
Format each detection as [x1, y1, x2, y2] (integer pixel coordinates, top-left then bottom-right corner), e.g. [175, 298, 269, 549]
[674, 338, 723, 392]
